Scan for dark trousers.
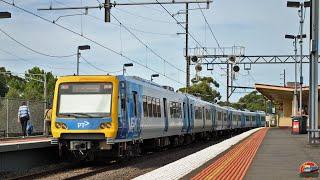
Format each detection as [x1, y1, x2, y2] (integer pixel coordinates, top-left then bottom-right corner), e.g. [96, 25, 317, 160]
[20, 116, 29, 136]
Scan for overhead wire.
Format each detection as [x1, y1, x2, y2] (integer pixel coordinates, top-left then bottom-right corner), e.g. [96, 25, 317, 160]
[0, 48, 74, 70]
[155, 0, 227, 88]
[113, 7, 174, 24]
[0, 28, 76, 58]
[80, 56, 122, 74]
[53, 0, 177, 37]
[111, 13, 190, 75]
[0, 0, 186, 85]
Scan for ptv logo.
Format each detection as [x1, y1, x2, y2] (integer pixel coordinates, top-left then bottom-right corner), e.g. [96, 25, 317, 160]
[77, 121, 90, 128]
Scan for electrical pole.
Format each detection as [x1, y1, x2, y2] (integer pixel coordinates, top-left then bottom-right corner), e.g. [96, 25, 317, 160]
[299, 4, 304, 115]
[294, 37, 298, 115]
[185, 3, 190, 88]
[77, 48, 80, 75]
[43, 73, 47, 135]
[309, 0, 319, 142]
[227, 62, 229, 103]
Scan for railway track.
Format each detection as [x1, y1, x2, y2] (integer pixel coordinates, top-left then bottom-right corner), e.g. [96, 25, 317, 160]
[6, 131, 243, 180]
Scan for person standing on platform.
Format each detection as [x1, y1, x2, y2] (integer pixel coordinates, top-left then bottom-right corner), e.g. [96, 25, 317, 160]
[17, 101, 30, 137]
[44, 103, 52, 136]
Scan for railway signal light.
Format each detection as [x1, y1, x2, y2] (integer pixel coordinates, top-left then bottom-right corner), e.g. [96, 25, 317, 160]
[233, 65, 240, 72]
[191, 56, 198, 63]
[195, 64, 202, 72]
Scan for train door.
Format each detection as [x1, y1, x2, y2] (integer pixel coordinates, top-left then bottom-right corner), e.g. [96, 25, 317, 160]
[163, 98, 168, 132]
[117, 80, 127, 139]
[202, 107, 205, 129]
[127, 90, 141, 138]
[182, 102, 188, 132]
[211, 107, 215, 130]
[189, 103, 194, 131]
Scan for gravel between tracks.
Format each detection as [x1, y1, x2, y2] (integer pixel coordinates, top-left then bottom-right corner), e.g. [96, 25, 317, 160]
[38, 136, 229, 180]
[5, 134, 235, 180]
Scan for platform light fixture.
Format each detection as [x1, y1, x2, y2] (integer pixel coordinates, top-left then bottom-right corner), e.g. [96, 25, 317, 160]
[151, 74, 159, 81]
[77, 45, 91, 75]
[123, 63, 133, 75]
[0, 12, 11, 19]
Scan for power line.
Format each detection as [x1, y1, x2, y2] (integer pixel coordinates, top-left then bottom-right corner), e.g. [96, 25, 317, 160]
[0, 0, 185, 85]
[197, 3, 222, 52]
[111, 13, 189, 75]
[0, 28, 76, 58]
[113, 7, 174, 24]
[80, 56, 122, 74]
[0, 47, 74, 70]
[53, 0, 178, 37]
[155, 0, 227, 87]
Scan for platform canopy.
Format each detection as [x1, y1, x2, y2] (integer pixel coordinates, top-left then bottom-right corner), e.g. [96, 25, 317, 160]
[255, 83, 319, 103]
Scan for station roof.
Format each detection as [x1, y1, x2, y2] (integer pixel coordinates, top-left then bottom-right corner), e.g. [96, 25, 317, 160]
[255, 83, 320, 103]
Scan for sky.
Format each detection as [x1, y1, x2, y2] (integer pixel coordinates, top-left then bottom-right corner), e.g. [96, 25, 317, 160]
[0, 0, 316, 102]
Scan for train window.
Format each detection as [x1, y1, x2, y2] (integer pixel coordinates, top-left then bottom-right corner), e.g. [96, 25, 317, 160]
[246, 116, 250, 122]
[178, 103, 182, 118]
[232, 115, 236, 122]
[143, 96, 148, 117]
[156, 99, 161, 118]
[147, 96, 153, 117]
[170, 102, 173, 118]
[132, 91, 138, 117]
[206, 109, 211, 121]
[223, 112, 227, 121]
[152, 98, 157, 117]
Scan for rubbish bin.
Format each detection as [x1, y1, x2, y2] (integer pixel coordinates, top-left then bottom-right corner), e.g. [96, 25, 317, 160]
[292, 117, 300, 135]
[292, 116, 307, 134]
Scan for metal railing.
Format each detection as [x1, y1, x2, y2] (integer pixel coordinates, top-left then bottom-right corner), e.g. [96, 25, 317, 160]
[0, 98, 45, 137]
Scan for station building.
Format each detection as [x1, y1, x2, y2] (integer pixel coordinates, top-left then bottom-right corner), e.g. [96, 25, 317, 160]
[255, 83, 320, 127]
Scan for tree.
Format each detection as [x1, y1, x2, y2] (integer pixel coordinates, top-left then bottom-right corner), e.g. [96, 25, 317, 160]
[0, 67, 9, 97]
[23, 67, 56, 101]
[178, 76, 221, 103]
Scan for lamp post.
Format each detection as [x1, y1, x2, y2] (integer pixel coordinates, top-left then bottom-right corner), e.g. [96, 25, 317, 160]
[287, 1, 310, 115]
[285, 34, 299, 115]
[0, 12, 11, 19]
[77, 45, 90, 75]
[151, 74, 159, 82]
[123, 63, 133, 76]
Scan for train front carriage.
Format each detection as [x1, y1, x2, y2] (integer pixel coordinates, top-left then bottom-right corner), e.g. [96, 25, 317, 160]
[52, 75, 120, 158]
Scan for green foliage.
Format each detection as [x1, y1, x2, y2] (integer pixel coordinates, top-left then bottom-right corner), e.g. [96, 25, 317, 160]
[219, 91, 266, 111]
[1, 66, 56, 102]
[178, 76, 221, 103]
[0, 67, 9, 97]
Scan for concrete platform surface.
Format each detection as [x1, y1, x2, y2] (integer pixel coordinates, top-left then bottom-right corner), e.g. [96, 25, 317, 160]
[0, 137, 53, 153]
[245, 128, 320, 179]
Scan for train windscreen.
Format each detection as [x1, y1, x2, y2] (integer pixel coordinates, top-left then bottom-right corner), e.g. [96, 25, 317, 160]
[57, 83, 113, 118]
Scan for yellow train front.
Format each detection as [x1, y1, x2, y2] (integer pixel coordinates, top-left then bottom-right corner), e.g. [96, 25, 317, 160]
[51, 75, 119, 159]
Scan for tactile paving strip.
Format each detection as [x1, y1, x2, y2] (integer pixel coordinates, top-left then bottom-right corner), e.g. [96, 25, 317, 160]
[192, 128, 268, 180]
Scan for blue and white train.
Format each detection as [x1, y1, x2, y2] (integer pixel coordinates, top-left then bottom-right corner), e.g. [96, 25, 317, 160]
[51, 75, 266, 159]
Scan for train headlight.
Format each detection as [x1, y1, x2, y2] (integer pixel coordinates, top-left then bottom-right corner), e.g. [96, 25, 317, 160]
[61, 123, 68, 129]
[55, 122, 62, 129]
[55, 122, 68, 129]
[100, 122, 111, 129]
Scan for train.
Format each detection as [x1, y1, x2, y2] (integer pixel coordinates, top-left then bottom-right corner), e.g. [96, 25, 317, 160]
[51, 75, 266, 160]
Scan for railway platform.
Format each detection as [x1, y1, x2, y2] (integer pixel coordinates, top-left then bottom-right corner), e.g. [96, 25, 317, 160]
[0, 136, 57, 172]
[136, 127, 320, 179]
[0, 136, 53, 153]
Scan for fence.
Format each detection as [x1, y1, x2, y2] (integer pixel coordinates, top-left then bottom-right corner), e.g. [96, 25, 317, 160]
[0, 98, 45, 137]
